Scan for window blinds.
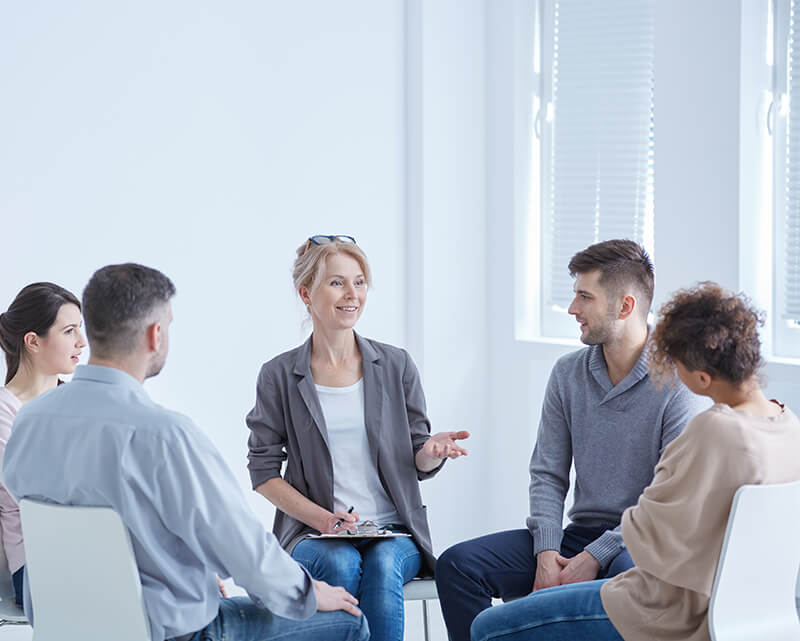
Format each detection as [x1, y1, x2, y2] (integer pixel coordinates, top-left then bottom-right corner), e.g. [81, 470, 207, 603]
[784, 0, 800, 320]
[543, 0, 655, 311]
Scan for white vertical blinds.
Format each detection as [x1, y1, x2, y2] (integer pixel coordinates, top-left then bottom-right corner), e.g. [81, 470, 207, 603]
[543, 0, 655, 311]
[784, 0, 800, 319]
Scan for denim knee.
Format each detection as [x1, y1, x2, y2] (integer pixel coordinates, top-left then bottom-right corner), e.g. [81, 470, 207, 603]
[469, 604, 496, 641]
[604, 549, 634, 579]
[350, 613, 370, 641]
[293, 540, 362, 589]
[361, 538, 421, 586]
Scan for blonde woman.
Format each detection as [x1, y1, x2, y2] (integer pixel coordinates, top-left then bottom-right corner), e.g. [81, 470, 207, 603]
[246, 235, 469, 641]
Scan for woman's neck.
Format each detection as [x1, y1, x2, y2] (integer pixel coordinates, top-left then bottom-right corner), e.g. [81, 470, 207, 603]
[709, 377, 780, 417]
[5, 366, 59, 403]
[309, 327, 362, 387]
[310, 327, 359, 367]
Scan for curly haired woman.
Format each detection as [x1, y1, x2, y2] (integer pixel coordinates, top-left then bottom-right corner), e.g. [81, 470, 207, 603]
[471, 282, 800, 641]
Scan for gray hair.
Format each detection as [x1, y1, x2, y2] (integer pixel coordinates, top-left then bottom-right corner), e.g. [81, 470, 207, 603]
[82, 263, 176, 357]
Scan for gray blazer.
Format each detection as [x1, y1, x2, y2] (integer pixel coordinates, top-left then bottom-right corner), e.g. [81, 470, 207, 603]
[246, 332, 442, 576]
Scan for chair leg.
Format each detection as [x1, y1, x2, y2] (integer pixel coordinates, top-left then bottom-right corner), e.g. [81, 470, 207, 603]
[422, 599, 430, 641]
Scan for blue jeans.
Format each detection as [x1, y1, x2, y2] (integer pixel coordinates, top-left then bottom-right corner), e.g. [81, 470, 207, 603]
[471, 579, 622, 641]
[292, 532, 422, 641]
[187, 596, 369, 641]
[12, 565, 23, 607]
[436, 527, 633, 641]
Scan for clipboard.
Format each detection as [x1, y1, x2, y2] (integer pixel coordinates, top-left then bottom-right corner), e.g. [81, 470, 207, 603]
[307, 531, 412, 539]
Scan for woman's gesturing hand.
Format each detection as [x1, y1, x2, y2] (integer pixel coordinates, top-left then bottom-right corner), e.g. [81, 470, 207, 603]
[415, 430, 470, 472]
[313, 579, 362, 617]
[422, 430, 470, 460]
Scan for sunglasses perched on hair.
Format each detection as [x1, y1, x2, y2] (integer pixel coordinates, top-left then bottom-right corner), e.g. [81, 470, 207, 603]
[308, 235, 356, 246]
[304, 235, 357, 253]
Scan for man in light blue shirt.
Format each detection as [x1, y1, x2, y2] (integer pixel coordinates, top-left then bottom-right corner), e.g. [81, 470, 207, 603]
[4, 263, 368, 641]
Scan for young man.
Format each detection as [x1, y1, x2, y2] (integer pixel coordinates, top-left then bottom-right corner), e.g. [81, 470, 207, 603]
[3, 264, 368, 641]
[435, 240, 705, 641]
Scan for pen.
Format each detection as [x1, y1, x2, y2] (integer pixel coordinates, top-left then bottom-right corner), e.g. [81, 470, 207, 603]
[333, 505, 354, 530]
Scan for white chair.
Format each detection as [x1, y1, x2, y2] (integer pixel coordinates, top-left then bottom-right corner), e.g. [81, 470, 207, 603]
[708, 480, 800, 641]
[403, 577, 438, 641]
[19, 499, 151, 641]
[0, 521, 27, 628]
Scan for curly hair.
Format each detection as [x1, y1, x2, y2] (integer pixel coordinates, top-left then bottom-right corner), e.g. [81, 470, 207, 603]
[648, 282, 764, 387]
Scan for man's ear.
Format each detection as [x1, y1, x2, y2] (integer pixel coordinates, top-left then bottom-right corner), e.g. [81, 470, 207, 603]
[617, 294, 637, 320]
[145, 322, 162, 353]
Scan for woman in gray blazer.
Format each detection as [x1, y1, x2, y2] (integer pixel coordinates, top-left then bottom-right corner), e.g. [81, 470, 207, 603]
[246, 235, 469, 641]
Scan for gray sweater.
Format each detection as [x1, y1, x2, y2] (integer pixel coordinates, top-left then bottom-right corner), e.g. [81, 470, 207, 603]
[526, 344, 705, 567]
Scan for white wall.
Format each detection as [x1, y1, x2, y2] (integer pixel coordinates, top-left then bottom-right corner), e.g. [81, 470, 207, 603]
[0, 0, 410, 523]
[407, 0, 490, 551]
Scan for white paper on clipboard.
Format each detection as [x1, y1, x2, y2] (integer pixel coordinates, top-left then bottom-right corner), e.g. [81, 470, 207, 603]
[307, 531, 412, 539]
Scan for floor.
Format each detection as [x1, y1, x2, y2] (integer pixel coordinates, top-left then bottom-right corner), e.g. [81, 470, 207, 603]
[0, 600, 449, 641]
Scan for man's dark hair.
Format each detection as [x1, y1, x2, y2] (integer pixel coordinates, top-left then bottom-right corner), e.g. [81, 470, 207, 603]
[82, 264, 176, 357]
[0, 282, 81, 384]
[568, 239, 654, 313]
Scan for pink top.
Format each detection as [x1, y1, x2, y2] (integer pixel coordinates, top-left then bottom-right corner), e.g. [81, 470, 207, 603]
[0, 387, 24, 573]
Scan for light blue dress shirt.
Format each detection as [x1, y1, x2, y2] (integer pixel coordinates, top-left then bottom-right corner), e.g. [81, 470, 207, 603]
[3, 365, 315, 641]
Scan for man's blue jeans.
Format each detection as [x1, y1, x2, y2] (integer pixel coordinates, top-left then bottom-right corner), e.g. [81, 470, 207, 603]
[436, 526, 633, 641]
[292, 532, 422, 641]
[187, 597, 369, 641]
[471, 579, 622, 641]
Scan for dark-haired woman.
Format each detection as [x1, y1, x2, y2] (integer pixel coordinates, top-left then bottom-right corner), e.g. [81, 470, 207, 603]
[470, 282, 800, 641]
[0, 283, 85, 607]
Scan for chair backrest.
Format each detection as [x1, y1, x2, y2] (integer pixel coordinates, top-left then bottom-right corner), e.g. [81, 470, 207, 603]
[19, 499, 151, 641]
[708, 480, 800, 641]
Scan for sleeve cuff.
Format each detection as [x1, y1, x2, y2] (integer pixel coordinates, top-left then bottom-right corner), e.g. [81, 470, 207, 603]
[416, 457, 446, 481]
[247, 467, 281, 491]
[529, 523, 564, 557]
[584, 531, 624, 568]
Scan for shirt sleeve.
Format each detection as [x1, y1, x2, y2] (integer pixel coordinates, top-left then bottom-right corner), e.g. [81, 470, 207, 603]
[621, 413, 757, 597]
[124, 423, 316, 621]
[0, 404, 24, 574]
[583, 524, 623, 568]
[402, 350, 443, 481]
[526, 368, 571, 556]
[246, 364, 289, 490]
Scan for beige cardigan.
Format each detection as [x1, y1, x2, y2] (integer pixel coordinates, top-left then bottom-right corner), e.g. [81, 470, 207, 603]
[601, 402, 800, 641]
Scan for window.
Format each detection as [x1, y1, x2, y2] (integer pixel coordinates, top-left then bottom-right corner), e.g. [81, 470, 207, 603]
[518, 0, 656, 340]
[774, 0, 800, 358]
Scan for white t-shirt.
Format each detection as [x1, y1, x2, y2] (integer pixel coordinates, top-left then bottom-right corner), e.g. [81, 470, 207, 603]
[315, 379, 401, 525]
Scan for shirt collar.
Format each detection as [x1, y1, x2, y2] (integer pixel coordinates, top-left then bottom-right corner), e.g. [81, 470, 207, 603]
[587, 333, 651, 393]
[72, 364, 146, 394]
